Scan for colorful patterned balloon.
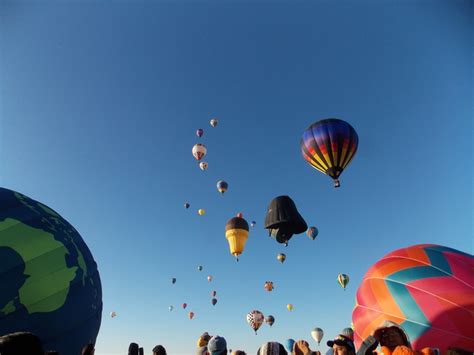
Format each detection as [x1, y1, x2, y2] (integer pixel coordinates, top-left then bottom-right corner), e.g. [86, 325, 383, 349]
[247, 310, 264, 334]
[352, 244, 474, 352]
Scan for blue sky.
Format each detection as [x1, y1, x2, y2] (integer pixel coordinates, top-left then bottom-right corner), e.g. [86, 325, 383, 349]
[1, 0, 472, 354]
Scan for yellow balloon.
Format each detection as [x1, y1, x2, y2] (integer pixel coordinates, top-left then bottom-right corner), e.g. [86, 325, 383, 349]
[287, 304, 293, 311]
[225, 214, 250, 261]
[198, 209, 205, 216]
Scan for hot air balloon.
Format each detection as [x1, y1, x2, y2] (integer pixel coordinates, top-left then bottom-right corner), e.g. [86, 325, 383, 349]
[169, 305, 174, 312]
[171, 277, 177, 284]
[337, 274, 349, 290]
[199, 161, 208, 171]
[225, 213, 249, 261]
[188, 311, 194, 320]
[197, 265, 203, 271]
[192, 143, 207, 161]
[207, 275, 213, 282]
[251, 221, 256, 227]
[341, 327, 354, 341]
[311, 328, 324, 345]
[197, 128, 204, 137]
[307, 226, 318, 240]
[217, 180, 228, 194]
[198, 209, 205, 216]
[300, 118, 359, 188]
[184, 202, 190, 209]
[287, 304, 293, 311]
[246, 310, 264, 334]
[210, 118, 218, 127]
[264, 281, 274, 292]
[285, 339, 295, 353]
[352, 244, 474, 352]
[264, 196, 307, 246]
[277, 253, 286, 263]
[0, 188, 102, 355]
[211, 298, 218, 306]
[110, 311, 117, 318]
[265, 315, 275, 327]
[182, 303, 187, 309]
[211, 290, 217, 297]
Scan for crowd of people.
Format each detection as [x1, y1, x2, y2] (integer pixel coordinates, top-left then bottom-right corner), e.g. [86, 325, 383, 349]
[0, 321, 471, 355]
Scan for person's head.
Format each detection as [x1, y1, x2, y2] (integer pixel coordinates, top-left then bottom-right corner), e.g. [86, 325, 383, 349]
[196, 346, 209, 355]
[153, 344, 167, 355]
[82, 343, 95, 355]
[208, 335, 227, 355]
[198, 332, 212, 347]
[232, 351, 247, 355]
[129, 342, 140, 355]
[257, 342, 287, 355]
[327, 335, 355, 355]
[373, 322, 410, 351]
[0, 332, 44, 355]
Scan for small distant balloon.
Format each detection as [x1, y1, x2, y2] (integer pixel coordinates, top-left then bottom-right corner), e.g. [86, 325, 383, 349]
[264, 281, 274, 292]
[196, 128, 204, 137]
[210, 118, 218, 127]
[211, 298, 218, 306]
[169, 305, 174, 312]
[285, 339, 295, 353]
[171, 278, 176, 284]
[192, 143, 207, 161]
[110, 312, 117, 318]
[287, 304, 293, 311]
[207, 275, 213, 282]
[251, 221, 256, 227]
[188, 311, 194, 320]
[217, 180, 228, 194]
[307, 226, 318, 240]
[246, 310, 264, 334]
[265, 315, 275, 327]
[311, 327, 324, 345]
[182, 303, 187, 309]
[338, 273, 350, 290]
[184, 202, 190, 209]
[198, 265, 203, 271]
[199, 161, 208, 171]
[277, 253, 286, 263]
[198, 209, 205, 216]
[211, 290, 217, 297]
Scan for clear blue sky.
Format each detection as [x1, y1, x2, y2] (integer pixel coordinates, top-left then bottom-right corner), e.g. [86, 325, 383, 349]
[1, 0, 472, 354]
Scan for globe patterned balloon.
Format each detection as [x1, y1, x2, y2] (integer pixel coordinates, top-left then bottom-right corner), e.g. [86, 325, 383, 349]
[0, 188, 102, 354]
[352, 244, 474, 352]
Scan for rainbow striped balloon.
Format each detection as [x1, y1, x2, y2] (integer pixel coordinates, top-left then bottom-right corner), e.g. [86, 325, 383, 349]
[352, 244, 474, 352]
[300, 118, 358, 188]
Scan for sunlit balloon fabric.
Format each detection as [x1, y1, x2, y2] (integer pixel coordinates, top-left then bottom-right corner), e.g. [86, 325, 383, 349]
[300, 118, 358, 187]
[352, 244, 474, 352]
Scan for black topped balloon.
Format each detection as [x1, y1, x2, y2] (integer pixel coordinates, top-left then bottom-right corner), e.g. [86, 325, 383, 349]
[264, 196, 307, 246]
[300, 118, 358, 188]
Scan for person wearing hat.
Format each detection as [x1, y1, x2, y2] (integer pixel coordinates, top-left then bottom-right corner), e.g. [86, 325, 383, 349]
[257, 341, 288, 355]
[152, 344, 167, 355]
[197, 332, 212, 348]
[327, 334, 356, 355]
[208, 335, 228, 355]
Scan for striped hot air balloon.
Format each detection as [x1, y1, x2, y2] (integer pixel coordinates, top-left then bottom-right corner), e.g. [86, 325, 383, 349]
[352, 244, 474, 352]
[300, 118, 358, 188]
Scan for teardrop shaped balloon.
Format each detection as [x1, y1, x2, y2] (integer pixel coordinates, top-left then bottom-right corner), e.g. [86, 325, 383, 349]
[338, 273, 349, 290]
[211, 290, 217, 297]
[196, 128, 204, 137]
[311, 327, 324, 345]
[188, 311, 194, 320]
[265, 315, 275, 327]
[287, 304, 293, 311]
[210, 118, 218, 127]
[277, 253, 286, 263]
[199, 161, 208, 171]
[192, 143, 207, 161]
[197, 265, 203, 271]
[251, 221, 256, 227]
[264, 281, 274, 292]
[182, 303, 187, 309]
[184, 202, 190, 209]
[198, 209, 205, 216]
[211, 298, 217, 306]
[246, 310, 264, 334]
[217, 180, 228, 194]
[110, 311, 117, 318]
[171, 277, 176, 284]
[169, 305, 174, 312]
[307, 226, 318, 240]
[300, 118, 359, 188]
[207, 275, 213, 282]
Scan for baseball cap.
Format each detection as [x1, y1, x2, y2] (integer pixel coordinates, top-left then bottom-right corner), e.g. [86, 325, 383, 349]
[208, 336, 227, 355]
[327, 334, 355, 352]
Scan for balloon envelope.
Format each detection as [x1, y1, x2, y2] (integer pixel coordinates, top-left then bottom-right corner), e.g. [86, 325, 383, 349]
[300, 118, 358, 187]
[225, 215, 249, 260]
[196, 128, 204, 137]
[287, 304, 293, 311]
[198, 209, 205, 216]
[211, 298, 217, 306]
[265, 315, 275, 327]
[182, 303, 187, 309]
[184, 202, 190, 209]
[188, 312, 194, 319]
[110, 312, 117, 318]
[277, 253, 286, 263]
[307, 226, 318, 240]
[337, 274, 349, 289]
[311, 327, 324, 344]
[210, 118, 218, 127]
[199, 162, 208, 171]
[352, 244, 474, 352]
[217, 180, 228, 194]
[246, 310, 264, 334]
[192, 143, 207, 161]
[0, 188, 102, 354]
[285, 339, 295, 352]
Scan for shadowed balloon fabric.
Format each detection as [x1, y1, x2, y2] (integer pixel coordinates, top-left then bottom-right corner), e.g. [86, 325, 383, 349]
[0, 187, 102, 354]
[352, 244, 474, 352]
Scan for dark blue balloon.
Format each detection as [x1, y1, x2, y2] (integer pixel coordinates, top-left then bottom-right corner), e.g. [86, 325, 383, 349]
[285, 339, 295, 352]
[0, 188, 102, 354]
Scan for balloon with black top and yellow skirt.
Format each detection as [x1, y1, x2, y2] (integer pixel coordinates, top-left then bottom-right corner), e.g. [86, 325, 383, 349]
[225, 213, 249, 261]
